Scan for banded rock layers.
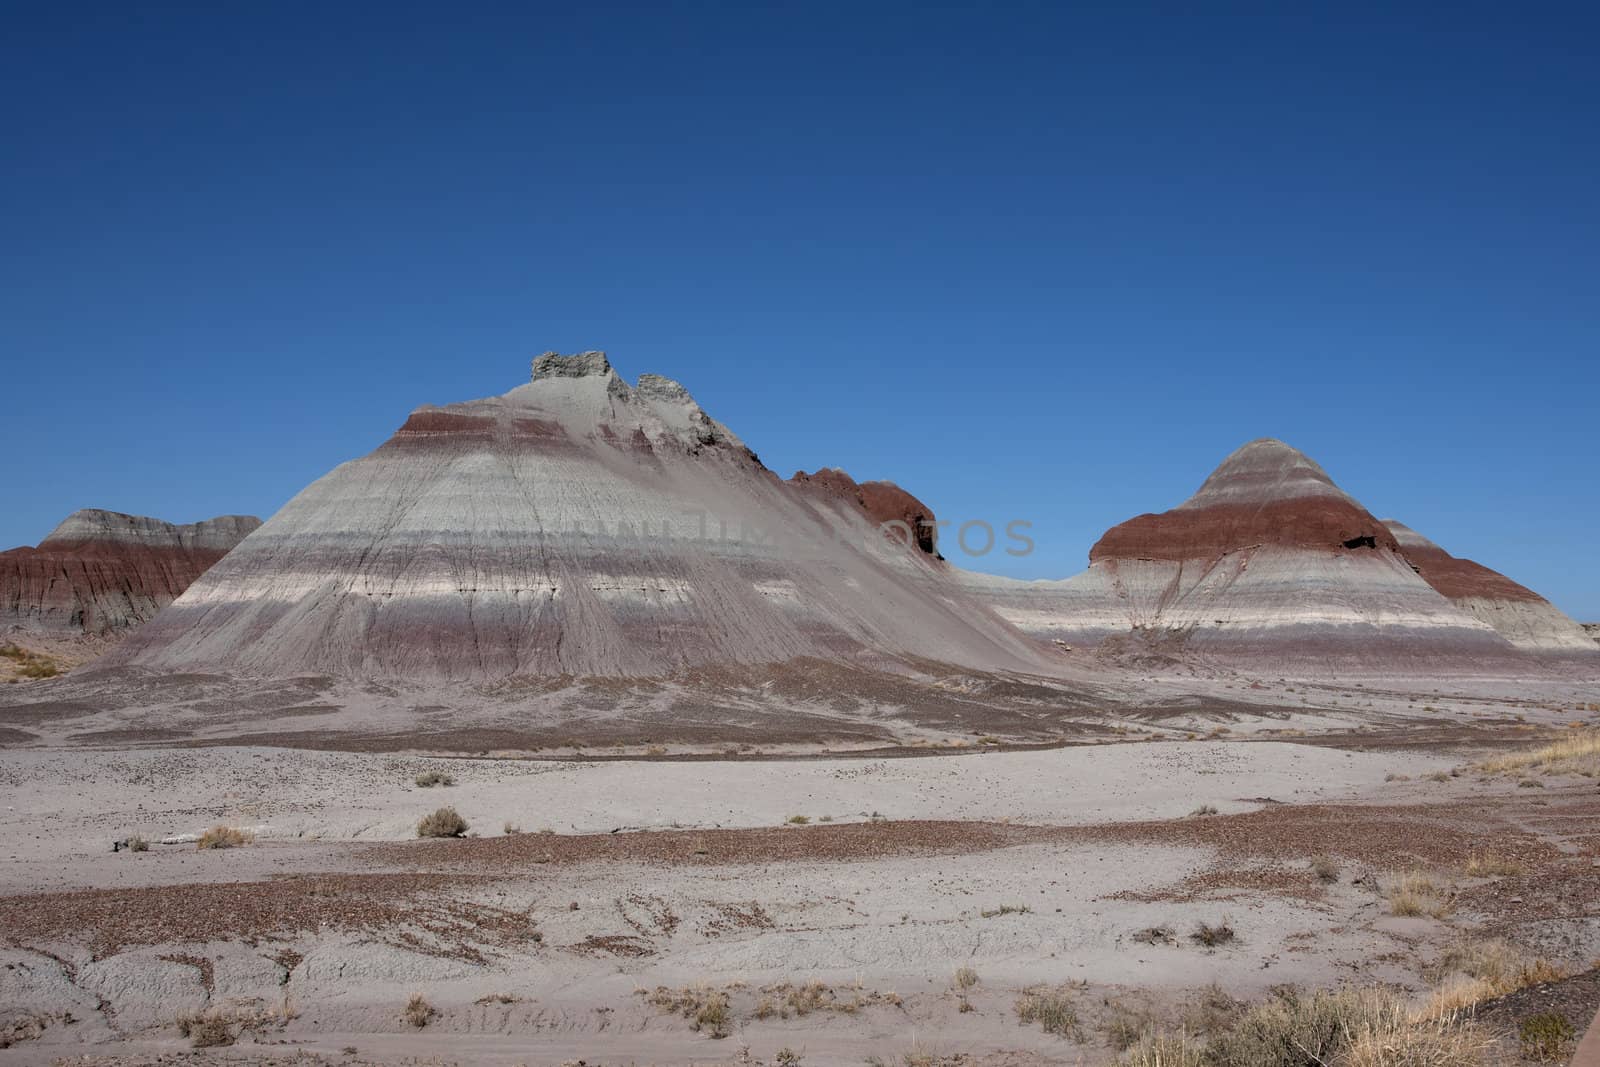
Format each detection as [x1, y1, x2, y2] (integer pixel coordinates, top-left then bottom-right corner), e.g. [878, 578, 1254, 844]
[1, 510, 260, 634]
[965, 440, 1592, 671]
[1382, 520, 1596, 654]
[112, 354, 1046, 681]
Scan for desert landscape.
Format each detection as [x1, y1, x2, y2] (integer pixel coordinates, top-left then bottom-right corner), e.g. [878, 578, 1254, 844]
[1, 354, 1597, 1066]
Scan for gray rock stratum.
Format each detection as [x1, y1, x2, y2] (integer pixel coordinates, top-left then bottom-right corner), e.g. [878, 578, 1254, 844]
[962, 439, 1595, 672]
[108, 353, 1049, 681]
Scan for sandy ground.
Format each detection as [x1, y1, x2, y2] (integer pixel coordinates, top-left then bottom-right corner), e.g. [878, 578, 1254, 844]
[1, 701, 1598, 1066]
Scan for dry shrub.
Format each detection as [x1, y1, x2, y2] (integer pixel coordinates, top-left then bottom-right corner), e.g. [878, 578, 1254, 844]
[416, 806, 468, 838]
[176, 1010, 236, 1048]
[1341, 1003, 1488, 1067]
[1518, 1013, 1576, 1062]
[1201, 987, 1488, 1067]
[1420, 939, 1568, 1015]
[1016, 987, 1080, 1037]
[1192, 919, 1237, 947]
[196, 826, 252, 850]
[1387, 872, 1449, 918]
[953, 966, 979, 991]
[127, 835, 149, 853]
[1311, 855, 1341, 883]
[1461, 853, 1523, 877]
[644, 984, 730, 1037]
[403, 993, 435, 1028]
[414, 770, 455, 788]
[1476, 730, 1600, 775]
[1120, 1031, 1205, 1067]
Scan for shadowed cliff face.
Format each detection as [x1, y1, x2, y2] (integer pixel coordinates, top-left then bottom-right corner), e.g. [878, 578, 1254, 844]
[0, 510, 261, 634]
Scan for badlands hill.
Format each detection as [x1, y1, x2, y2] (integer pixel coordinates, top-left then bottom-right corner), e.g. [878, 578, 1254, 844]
[1381, 520, 1596, 654]
[108, 353, 1047, 682]
[965, 439, 1595, 672]
[0, 509, 259, 635]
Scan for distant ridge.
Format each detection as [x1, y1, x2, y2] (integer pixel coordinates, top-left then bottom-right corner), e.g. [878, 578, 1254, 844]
[1, 509, 260, 634]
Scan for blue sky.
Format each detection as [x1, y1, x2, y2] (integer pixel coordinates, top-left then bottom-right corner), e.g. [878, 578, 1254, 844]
[3, 3, 1597, 617]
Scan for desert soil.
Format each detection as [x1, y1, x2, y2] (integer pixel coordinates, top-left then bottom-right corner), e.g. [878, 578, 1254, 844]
[1, 681, 1598, 1065]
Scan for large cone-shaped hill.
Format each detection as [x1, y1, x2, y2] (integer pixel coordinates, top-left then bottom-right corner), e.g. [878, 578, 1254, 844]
[1, 509, 260, 635]
[110, 353, 1047, 681]
[964, 439, 1592, 670]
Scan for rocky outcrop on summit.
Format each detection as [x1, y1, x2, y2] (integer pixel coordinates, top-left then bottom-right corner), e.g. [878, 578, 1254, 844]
[0, 510, 260, 634]
[111, 353, 1045, 681]
[788, 468, 941, 558]
[1383, 520, 1596, 655]
[964, 439, 1529, 671]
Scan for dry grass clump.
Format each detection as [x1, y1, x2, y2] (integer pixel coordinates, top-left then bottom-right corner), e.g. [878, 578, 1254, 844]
[416, 806, 468, 838]
[980, 903, 1031, 918]
[757, 978, 894, 1019]
[1191, 919, 1237, 947]
[1016, 987, 1081, 1037]
[414, 770, 455, 788]
[126, 835, 149, 853]
[1190, 804, 1220, 817]
[1119, 1031, 1205, 1067]
[1420, 938, 1568, 1016]
[176, 1010, 237, 1048]
[1461, 852, 1524, 878]
[1386, 871, 1450, 918]
[1476, 730, 1600, 775]
[644, 984, 731, 1037]
[786, 814, 810, 825]
[1202, 987, 1486, 1067]
[403, 993, 436, 1028]
[0, 644, 61, 679]
[196, 825, 252, 850]
[1310, 855, 1341, 883]
[175, 1007, 285, 1049]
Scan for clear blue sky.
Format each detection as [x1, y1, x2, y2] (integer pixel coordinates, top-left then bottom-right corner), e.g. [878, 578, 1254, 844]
[3, 3, 1597, 618]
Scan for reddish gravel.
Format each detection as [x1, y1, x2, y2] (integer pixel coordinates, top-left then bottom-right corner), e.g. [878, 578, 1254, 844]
[0, 872, 540, 961]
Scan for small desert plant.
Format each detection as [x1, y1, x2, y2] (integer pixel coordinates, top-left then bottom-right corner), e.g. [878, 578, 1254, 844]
[475, 992, 518, 1005]
[1310, 854, 1340, 883]
[1422, 938, 1569, 1015]
[1387, 871, 1450, 918]
[786, 814, 810, 825]
[1191, 919, 1236, 947]
[417, 806, 468, 838]
[503, 821, 522, 835]
[1477, 730, 1600, 775]
[177, 1010, 237, 1048]
[196, 825, 252, 850]
[1190, 804, 1220, 816]
[1518, 1013, 1576, 1062]
[692, 991, 730, 1037]
[1118, 1031, 1204, 1067]
[403, 993, 436, 1028]
[1462, 852, 1524, 877]
[953, 966, 979, 991]
[1016, 988, 1080, 1037]
[980, 903, 1031, 918]
[127, 834, 149, 852]
[774, 1048, 804, 1067]
[414, 770, 455, 788]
